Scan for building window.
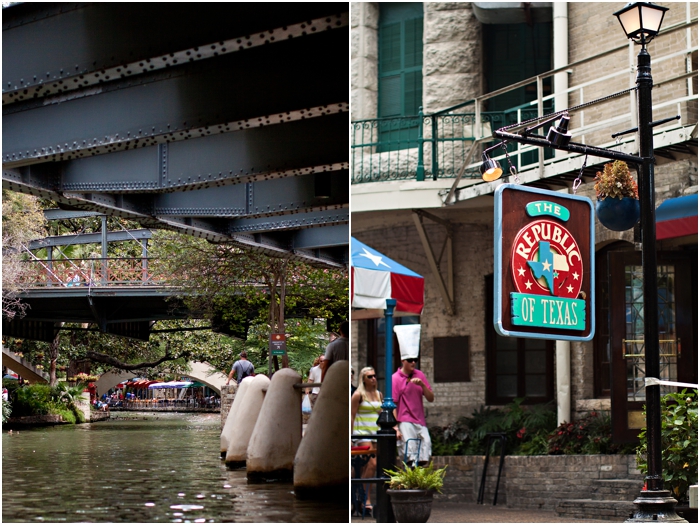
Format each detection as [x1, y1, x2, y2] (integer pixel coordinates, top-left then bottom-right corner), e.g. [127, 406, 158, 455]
[377, 2, 423, 152]
[434, 336, 470, 383]
[485, 274, 554, 404]
[483, 21, 553, 168]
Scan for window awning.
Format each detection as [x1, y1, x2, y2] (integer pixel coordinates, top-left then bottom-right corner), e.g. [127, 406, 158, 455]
[656, 194, 698, 240]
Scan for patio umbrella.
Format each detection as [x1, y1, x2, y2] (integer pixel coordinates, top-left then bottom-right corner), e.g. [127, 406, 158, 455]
[350, 237, 424, 320]
[350, 237, 424, 408]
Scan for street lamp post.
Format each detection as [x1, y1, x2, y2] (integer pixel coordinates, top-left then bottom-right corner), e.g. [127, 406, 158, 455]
[375, 298, 397, 524]
[614, 3, 684, 521]
[484, 2, 686, 522]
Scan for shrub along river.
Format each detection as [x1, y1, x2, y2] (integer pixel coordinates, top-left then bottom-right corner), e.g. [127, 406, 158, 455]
[2, 412, 346, 522]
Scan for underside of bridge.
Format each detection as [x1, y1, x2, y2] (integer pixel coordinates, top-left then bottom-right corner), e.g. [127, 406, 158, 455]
[2, 2, 349, 267]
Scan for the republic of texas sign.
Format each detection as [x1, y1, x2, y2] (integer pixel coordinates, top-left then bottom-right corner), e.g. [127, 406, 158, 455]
[494, 184, 595, 341]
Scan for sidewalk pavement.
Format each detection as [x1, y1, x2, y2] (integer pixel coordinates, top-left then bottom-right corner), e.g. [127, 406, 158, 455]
[351, 501, 613, 523]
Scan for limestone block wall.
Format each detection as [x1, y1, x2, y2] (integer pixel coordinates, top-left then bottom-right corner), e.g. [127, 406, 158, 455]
[433, 454, 641, 510]
[423, 3, 481, 113]
[350, 2, 378, 121]
[351, 2, 482, 120]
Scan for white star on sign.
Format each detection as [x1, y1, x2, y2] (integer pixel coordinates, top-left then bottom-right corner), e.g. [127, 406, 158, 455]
[518, 267, 526, 276]
[525, 280, 533, 290]
[567, 284, 574, 294]
[542, 260, 551, 272]
[359, 248, 391, 268]
[572, 271, 580, 280]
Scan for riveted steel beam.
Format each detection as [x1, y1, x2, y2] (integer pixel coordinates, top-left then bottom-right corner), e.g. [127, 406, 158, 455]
[292, 224, 349, 250]
[28, 230, 152, 250]
[3, 3, 347, 105]
[3, 3, 349, 267]
[43, 209, 104, 220]
[54, 114, 348, 193]
[226, 209, 348, 234]
[3, 29, 348, 168]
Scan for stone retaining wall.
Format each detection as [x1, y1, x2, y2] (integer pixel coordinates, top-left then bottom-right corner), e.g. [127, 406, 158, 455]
[220, 383, 237, 429]
[432, 454, 640, 510]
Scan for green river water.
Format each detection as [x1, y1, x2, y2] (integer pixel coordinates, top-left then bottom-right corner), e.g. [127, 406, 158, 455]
[2, 412, 347, 522]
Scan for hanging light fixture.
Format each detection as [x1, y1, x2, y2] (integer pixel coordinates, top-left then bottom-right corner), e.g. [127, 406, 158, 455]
[480, 153, 503, 182]
[613, 2, 668, 46]
[546, 113, 572, 147]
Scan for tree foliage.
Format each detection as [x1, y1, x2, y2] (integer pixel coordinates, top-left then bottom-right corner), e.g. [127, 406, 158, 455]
[2, 202, 347, 382]
[2, 190, 47, 320]
[637, 390, 698, 503]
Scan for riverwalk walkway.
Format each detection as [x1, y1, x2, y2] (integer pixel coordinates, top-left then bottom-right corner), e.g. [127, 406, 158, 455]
[351, 501, 613, 523]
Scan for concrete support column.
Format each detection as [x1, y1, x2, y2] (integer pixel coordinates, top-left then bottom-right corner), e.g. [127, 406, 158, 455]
[246, 368, 302, 482]
[553, 2, 569, 159]
[294, 360, 349, 500]
[556, 340, 571, 426]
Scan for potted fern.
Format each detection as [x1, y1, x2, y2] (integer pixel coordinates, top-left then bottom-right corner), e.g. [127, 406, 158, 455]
[384, 462, 447, 523]
[594, 160, 640, 231]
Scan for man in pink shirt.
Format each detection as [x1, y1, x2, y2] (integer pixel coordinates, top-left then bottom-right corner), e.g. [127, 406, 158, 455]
[392, 354, 434, 466]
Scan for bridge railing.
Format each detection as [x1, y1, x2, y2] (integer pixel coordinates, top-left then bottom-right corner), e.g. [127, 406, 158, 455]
[19, 257, 168, 288]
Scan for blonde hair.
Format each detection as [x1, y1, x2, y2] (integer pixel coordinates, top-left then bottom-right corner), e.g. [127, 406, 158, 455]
[355, 367, 381, 403]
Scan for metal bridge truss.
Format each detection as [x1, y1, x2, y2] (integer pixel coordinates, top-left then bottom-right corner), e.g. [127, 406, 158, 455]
[2, 3, 349, 268]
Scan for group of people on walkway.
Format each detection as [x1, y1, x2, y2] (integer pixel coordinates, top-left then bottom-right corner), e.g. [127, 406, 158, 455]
[223, 322, 349, 414]
[351, 338, 434, 515]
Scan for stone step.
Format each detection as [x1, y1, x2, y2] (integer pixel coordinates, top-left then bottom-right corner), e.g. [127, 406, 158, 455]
[590, 479, 643, 501]
[556, 499, 636, 521]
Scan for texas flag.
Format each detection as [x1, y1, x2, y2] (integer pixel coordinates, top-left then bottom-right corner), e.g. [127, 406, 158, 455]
[351, 237, 424, 319]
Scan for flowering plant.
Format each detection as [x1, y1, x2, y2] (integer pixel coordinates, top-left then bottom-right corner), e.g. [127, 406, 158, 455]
[68, 372, 99, 382]
[594, 160, 639, 200]
[547, 411, 635, 455]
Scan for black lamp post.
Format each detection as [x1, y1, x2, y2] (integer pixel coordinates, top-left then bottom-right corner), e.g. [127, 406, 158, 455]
[484, 2, 685, 522]
[614, 2, 684, 522]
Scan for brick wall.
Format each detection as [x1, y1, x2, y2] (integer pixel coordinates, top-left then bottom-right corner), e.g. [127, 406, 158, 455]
[433, 454, 641, 510]
[353, 208, 494, 427]
[567, 2, 698, 148]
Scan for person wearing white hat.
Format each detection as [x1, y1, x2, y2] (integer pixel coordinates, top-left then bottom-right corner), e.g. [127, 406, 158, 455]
[391, 324, 433, 466]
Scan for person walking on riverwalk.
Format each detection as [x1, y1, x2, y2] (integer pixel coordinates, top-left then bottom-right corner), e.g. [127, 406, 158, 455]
[306, 355, 324, 407]
[321, 321, 348, 381]
[225, 351, 255, 385]
[392, 325, 433, 466]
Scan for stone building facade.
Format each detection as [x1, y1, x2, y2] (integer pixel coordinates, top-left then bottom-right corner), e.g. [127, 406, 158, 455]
[351, 2, 697, 432]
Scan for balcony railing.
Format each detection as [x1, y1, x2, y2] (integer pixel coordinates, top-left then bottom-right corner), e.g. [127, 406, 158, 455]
[19, 257, 167, 288]
[351, 17, 697, 185]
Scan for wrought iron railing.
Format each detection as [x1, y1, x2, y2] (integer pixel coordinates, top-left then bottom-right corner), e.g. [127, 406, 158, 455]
[19, 257, 167, 288]
[351, 106, 552, 183]
[351, 17, 697, 185]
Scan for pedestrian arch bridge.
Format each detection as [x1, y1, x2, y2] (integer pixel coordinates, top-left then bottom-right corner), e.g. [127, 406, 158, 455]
[95, 362, 228, 396]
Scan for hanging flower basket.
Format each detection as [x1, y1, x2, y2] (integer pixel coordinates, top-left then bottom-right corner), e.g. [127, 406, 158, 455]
[596, 197, 640, 231]
[594, 161, 640, 231]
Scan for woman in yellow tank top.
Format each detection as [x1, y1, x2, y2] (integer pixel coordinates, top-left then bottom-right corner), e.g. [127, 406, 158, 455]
[351, 367, 383, 514]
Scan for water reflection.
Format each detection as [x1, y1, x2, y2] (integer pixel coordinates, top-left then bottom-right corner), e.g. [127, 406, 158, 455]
[2, 413, 347, 522]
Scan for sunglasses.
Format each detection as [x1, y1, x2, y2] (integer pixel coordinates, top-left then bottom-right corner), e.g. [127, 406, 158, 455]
[366, 374, 376, 379]
[404, 358, 417, 363]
